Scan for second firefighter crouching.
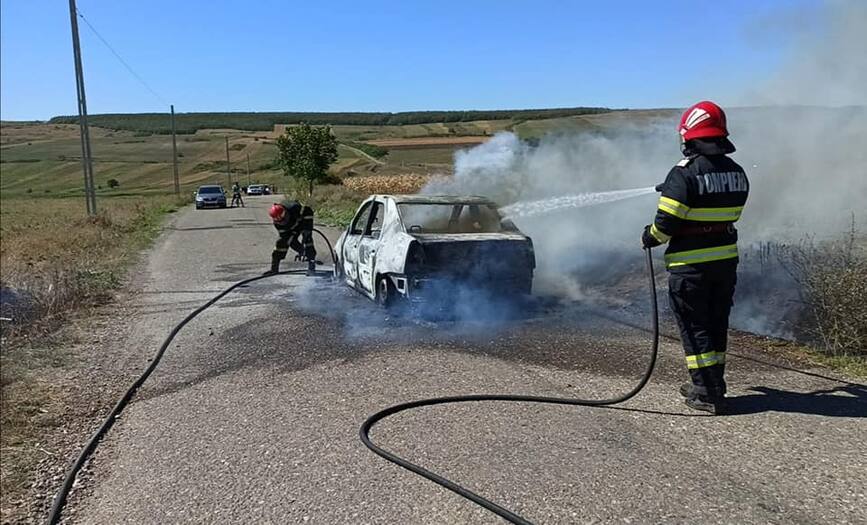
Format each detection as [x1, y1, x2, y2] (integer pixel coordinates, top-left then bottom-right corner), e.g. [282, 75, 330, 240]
[266, 200, 317, 276]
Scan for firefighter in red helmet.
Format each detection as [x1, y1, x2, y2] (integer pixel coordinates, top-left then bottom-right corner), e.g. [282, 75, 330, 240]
[642, 101, 750, 415]
[265, 200, 317, 276]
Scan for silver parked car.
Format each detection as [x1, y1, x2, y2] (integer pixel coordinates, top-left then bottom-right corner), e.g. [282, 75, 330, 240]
[246, 184, 265, 196]
[334, 195, 535, 307]
[195, 185, 227, 209]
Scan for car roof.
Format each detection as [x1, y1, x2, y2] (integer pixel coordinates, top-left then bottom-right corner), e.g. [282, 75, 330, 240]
[198, 185, 222, 189]
[382, 194, 496, 205]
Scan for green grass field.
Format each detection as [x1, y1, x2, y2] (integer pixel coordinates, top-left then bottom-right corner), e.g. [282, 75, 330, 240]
[0, 113, 629, 198]
[0, 110, 673, 199]
[1, 124, 286, 198]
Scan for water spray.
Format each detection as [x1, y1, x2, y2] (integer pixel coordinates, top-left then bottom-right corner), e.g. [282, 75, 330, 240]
[500, 186, 657, 219]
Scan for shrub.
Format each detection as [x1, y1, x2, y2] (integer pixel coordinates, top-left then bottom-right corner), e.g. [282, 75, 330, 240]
[778, 219, 867, 356]
[107, 179, 120, 188]
[343, 141, 388, 159]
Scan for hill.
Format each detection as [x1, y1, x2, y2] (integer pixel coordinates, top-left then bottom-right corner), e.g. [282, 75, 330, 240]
[1, 109, 676, 199]
[46, 107, 615, 135]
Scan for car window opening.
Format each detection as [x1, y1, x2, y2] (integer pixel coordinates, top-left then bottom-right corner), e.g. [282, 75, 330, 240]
[398, 203, 504, 234]
[351, 202, 372, 235]
[366, 202, 384, 238]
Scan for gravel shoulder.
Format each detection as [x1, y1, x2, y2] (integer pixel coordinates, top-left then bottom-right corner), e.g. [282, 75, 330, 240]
[27, 197, 867, 524]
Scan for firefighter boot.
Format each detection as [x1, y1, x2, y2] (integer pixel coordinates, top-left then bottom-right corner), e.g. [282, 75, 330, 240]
[307, 259, 316, 276]
[679, 382, 694, 398]
[685, 395, 725, 415]
[263, 255, 281, 276]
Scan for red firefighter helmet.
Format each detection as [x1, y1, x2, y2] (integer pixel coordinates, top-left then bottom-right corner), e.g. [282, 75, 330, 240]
[678, 101, 729, 141]
[268, 203, 286, 222]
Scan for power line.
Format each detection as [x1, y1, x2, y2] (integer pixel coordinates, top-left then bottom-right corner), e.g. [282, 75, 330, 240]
[75, 8, 168, 105]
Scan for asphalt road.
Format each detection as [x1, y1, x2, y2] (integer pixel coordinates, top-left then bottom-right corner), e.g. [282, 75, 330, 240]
[69, 197, 865, 524]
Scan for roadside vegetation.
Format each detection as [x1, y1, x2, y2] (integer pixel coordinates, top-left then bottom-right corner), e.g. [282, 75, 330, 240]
[777, 220, 867, 365]
[0, 195, 188, 339]
[278, 181, 363, 228]
[0, 194, 189, 510]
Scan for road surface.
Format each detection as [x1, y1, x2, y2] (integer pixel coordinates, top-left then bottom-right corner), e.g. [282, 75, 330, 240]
[68, 197, 865, 524]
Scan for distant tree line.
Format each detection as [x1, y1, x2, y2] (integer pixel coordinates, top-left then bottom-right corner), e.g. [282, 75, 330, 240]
[47, 107, 616, 134]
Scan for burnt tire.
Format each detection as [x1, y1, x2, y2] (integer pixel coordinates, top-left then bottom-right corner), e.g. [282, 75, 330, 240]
[376, 276, 396, 309]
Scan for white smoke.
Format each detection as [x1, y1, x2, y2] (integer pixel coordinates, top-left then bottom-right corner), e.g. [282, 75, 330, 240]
[424, 127, 673, 297]
[423, 0, 866, 332]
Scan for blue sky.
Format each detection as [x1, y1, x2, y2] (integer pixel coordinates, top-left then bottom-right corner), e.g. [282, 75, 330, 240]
[1, 0, 821, 120]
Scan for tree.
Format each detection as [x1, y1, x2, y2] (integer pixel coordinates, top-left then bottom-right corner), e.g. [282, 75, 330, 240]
[107, 178, 120, 188]
[274, 123, 338, 196]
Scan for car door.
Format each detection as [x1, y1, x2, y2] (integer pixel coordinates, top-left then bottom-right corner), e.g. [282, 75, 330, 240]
[343, 201, 372, 283]
[357, 200, 384, 294]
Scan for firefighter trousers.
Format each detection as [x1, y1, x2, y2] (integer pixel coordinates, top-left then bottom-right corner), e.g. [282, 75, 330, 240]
[273, 230, 316, 263]
[668, 261, 737, 399]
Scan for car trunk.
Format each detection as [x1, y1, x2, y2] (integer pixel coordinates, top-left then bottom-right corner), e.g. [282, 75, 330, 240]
[409, 233, 535, 282]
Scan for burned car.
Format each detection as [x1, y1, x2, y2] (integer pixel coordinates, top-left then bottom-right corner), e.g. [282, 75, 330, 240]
[334, 195, 535, 307]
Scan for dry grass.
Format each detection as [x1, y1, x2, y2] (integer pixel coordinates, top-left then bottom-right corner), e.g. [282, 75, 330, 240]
[0, 195, 187, 339]
[0, 194, 188, 516]
[341, 174, 446, 195]
[777, 220, 867, 357]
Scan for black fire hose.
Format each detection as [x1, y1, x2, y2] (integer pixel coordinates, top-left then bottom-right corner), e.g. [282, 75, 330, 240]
[46, 228, 336, 524]
[359, 247, 660, 525]
[312, 227, 337, 268]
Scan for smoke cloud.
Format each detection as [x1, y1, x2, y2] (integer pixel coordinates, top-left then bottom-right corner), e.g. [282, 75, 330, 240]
[424, 0, 866, 336]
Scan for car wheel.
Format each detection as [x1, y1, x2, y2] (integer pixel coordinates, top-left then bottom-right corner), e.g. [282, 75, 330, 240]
[376, 275, 396, 309]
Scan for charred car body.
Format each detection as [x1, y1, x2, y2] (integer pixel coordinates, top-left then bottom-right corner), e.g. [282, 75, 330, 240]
[334, 195, 535, 307]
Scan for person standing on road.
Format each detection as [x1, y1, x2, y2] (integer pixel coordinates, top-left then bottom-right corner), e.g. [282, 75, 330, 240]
[641, 101, 750, 415]
[265, 199, 317, 276]
[231, 182, 244, 208]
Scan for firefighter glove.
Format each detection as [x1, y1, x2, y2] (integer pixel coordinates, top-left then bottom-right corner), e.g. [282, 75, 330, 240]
[641, 225, 662, 249]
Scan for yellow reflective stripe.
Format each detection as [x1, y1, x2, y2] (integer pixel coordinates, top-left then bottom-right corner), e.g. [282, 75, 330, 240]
[665, 243, 738, 268]
[650, 224, 671, 243]
[274, 247, 289, 253]
[658, 196, 690, 219]
[686, 206, 743, 222]
[686, 351, 722, 369]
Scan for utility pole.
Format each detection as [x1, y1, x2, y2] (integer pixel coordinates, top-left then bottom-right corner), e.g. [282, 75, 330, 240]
[68, 0, 96, 215]
[170, 105, 179, 195]
[246, 153, 251, 186]
[225, 136, 231, 188]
